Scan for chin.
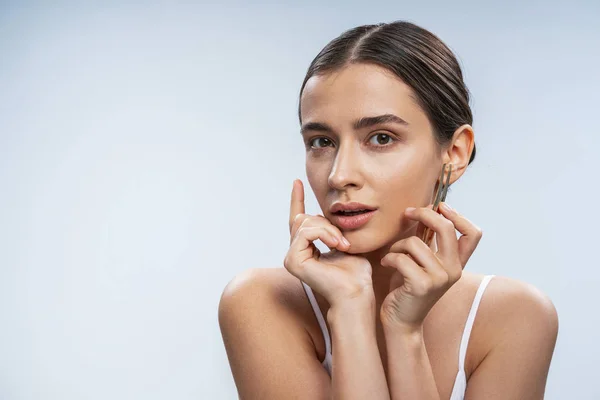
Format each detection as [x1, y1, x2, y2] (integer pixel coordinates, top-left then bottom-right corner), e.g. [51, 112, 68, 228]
[341, 222, 412, 255]
[341, 230, 389, 255]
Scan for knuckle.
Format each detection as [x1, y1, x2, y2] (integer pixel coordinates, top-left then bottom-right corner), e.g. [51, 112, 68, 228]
[283, 254, 294, 270]
[300, 215, 326, 229]
[475, 226, 483, 238]
[315, 215, 339, 231]
[331, 225, 344, 237]
[416, 277, 433, 294]
[298, 225, 329, 241]
[291, 214, 306, 231]
[293, 213, 305, 225]
[315, 214, 328, 222]
[296, 226, 310, 238]
[298, 215, 311, 228]
[381, 253, 392, 265]
[382, 253, 394, 265]
[388, 253, 400, 265]
[441, 218, 455, 231]
[395, 253, 409, 264]
[385, 253, 403, 266]
[325, 225, 341, 238]
[407, 236, 421, 247]
[449, 269, 462, 283]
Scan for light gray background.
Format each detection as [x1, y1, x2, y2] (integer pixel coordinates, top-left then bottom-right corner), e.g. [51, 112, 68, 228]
[1, 1, 598, 399]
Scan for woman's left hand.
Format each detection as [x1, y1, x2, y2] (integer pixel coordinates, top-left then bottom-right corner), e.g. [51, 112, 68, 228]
[379, 202, 483, 331]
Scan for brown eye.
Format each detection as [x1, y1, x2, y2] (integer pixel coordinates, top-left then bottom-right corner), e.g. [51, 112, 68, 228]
[310, 137, 333, 148]
[369, 133, 393, 146]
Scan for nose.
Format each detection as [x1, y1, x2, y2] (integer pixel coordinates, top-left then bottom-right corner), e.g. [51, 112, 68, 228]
[327, 141, 363, 190]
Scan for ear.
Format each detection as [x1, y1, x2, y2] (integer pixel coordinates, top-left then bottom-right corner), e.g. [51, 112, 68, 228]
[443, 124, 475, 185]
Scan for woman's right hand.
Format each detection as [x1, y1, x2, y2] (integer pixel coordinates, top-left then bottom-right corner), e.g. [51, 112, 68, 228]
[284, 179, 374, 309]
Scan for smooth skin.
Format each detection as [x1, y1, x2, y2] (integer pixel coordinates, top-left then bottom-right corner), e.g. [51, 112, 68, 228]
[219, 63, 558, 399]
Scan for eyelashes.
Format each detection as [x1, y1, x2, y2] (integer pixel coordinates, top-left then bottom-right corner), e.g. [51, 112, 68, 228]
[368, 133, 394, 146]
[307, 133, 398, 152]
[309, 137, 333, 149]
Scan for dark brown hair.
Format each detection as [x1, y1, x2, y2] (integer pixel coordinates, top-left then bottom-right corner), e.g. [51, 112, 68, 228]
[298, 20, 476, 164]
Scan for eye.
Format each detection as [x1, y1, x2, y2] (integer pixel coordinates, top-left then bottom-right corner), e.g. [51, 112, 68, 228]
[309, 137, 334, 148]
[368, 133, 394, 146]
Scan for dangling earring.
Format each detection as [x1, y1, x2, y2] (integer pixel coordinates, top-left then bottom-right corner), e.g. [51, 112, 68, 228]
[432, 162, 452, 212]
[420, 163, 453, 245]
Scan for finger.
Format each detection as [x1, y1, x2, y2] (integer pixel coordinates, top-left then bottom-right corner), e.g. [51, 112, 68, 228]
[288, 227, 346, 275]
[414, 204, 434, 248]
[291, 225, 348, 254]
[292, 215, 351, 250]
[423, 205, 442, 251]
[318, 218, 351, 251]
[390, 236, 440, 271]
[290, 213, 309, 243]
[390, 236, 457, 284]
[438, 203, 483, 267]
[285, 253, 341, 296]
[405, 206, 458, 260]
[289, 179, 306, 234]
[381, 253, 431, 293]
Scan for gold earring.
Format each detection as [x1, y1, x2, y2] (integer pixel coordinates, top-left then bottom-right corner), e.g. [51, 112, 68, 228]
[421, 163, 453, 245]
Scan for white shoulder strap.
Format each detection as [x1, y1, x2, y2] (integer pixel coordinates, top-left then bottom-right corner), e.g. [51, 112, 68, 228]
[301, 281, 332, 357]
[458, 275, 495, 371]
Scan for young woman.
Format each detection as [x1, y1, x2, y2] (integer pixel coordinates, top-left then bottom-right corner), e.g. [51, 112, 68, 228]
[219, 21, 558, 399]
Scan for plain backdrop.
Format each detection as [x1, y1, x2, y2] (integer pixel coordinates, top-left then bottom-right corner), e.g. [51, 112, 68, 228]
[1, 1, 598, 399]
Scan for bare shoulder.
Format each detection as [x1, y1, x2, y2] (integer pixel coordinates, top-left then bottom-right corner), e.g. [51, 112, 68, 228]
[218, 267, 330, 399]
[482, 275, 558, 329]
[458, 276, 559, 397]
[467, 274, 559, 374]
[218, 267, 313, 341]
[219, 267, 308, 319]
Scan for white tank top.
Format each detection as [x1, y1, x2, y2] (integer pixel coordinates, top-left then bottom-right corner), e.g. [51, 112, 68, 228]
[301, 275, 495, 400]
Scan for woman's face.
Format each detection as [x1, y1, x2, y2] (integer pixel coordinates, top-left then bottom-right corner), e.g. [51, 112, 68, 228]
[300, 63, 445, 254]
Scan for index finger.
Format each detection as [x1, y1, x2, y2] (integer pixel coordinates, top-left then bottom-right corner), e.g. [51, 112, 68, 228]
[289, 179, 306, 233]
[438, 202, 483, 267]
[415, 203, 434, 246]
[406, 206, 458, 259]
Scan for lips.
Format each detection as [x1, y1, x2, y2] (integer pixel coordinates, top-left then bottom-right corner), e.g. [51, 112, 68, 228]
[329, 202, 377, 214]
[334, 209, 372, 216]
[330, 209, 377, 230]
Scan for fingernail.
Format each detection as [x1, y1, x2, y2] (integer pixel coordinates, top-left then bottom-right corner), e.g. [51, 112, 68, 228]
[405, 207, 416, 213]
[342, 237, 350, 247]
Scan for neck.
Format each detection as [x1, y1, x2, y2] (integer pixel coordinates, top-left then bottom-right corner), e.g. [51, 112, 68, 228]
[359, 222, 422, 306]
[362, 243, 403, 306]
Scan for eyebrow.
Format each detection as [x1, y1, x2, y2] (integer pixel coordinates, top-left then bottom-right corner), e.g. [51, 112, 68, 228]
[300, 113, 409, 135]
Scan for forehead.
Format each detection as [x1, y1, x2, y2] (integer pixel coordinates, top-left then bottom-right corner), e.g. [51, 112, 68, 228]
[300, 63, 430, 130]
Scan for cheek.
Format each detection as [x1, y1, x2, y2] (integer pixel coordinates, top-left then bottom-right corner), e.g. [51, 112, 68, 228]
[306, 160, 330, 200]
[372, 151, 436, 205]
[370, 153, 423, 188]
